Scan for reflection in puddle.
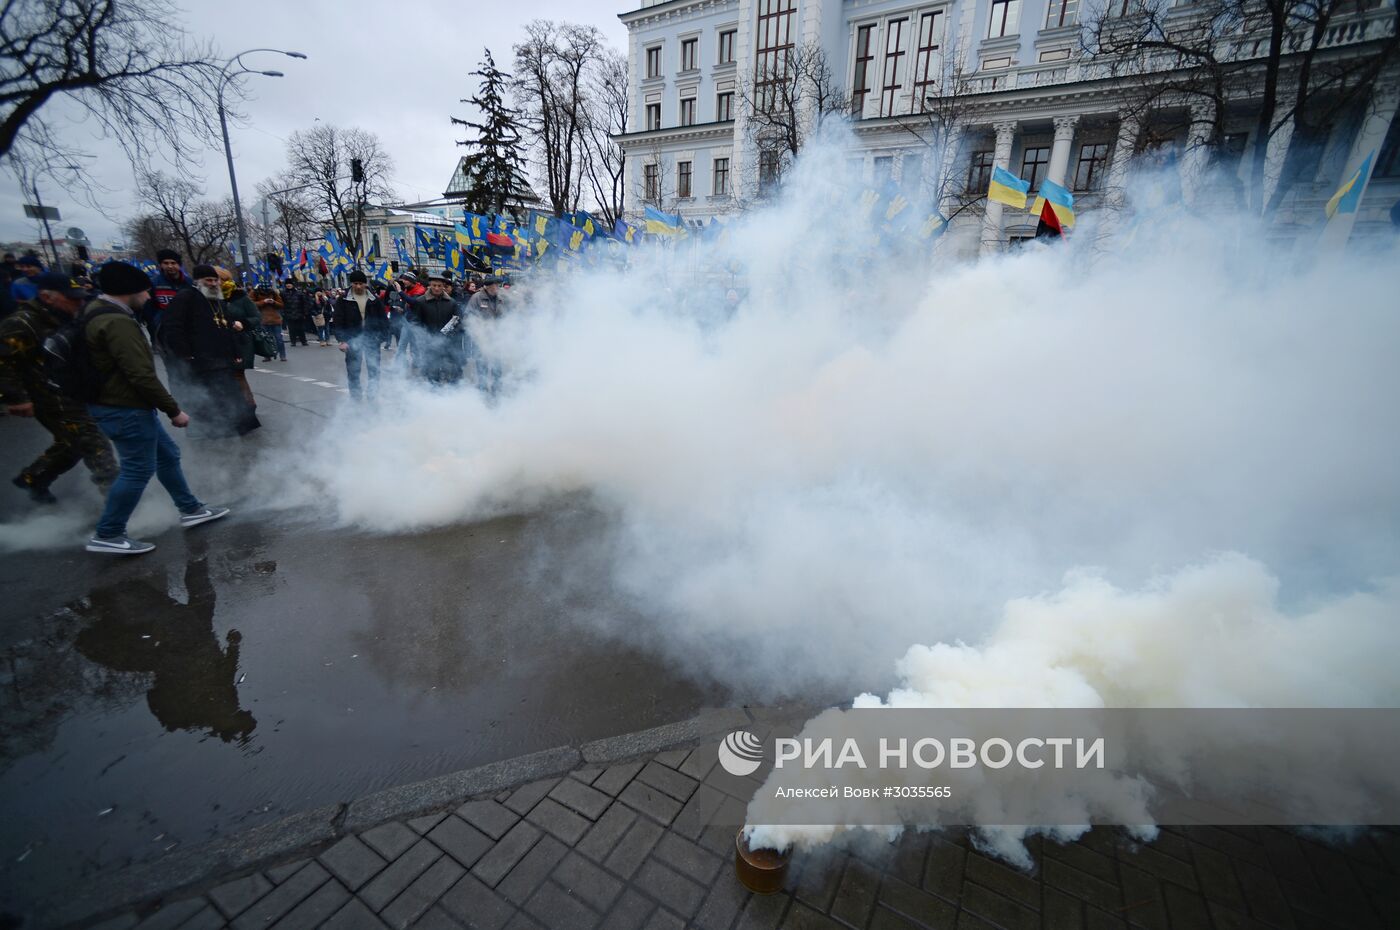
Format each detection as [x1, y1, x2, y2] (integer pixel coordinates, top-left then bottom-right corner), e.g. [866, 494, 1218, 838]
[72, 556, 256, 744]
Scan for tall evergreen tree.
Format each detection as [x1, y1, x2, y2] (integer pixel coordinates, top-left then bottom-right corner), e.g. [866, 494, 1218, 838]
[451, 49, 527, 218]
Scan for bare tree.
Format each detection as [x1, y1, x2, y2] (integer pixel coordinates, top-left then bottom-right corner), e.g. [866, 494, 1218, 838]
[512, 20, 603, 215]
[283, 124, 394, 262]
[580, 47, 629, 228]
[132, 169, 239, 264]
[738, 41, 846, 197]
[0, 0, 222, 168]
[1083, 0, 1399, 214]
[255, 170, 320, 255]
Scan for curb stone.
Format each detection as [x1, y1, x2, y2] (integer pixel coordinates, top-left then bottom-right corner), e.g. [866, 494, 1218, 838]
[37, 707, 766, 929]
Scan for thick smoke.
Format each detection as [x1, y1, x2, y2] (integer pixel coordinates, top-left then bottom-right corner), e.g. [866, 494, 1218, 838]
[301, 124, 1400, 711]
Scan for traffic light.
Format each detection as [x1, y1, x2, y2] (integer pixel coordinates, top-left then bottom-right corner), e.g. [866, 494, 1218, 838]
[351, 158, 364, 184]
[76, 244, 90, 262]
[267, 252, 282, 274]
[390, 260, 399, 273]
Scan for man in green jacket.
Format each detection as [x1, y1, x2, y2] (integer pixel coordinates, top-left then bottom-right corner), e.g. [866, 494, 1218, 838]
[0, 273, 118, 502]
[84, 262, 230, 555]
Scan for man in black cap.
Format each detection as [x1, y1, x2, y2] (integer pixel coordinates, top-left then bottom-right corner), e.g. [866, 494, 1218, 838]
[84, 262, 229, 555]
[334, 269, 388, 400]
[408, 271, 463, 384]
[465, 275, 506, 394]
[148, 249, 192, 344]
[161, 264, 259, 437]
[0, 272, 118, 502]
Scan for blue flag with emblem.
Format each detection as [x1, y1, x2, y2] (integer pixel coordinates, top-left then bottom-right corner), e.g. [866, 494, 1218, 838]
[395, 237, 413, 267]
[613, 219, 640, 244]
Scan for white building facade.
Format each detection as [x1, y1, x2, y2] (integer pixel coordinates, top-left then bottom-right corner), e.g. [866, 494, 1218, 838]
[615, 0, 1399, 251]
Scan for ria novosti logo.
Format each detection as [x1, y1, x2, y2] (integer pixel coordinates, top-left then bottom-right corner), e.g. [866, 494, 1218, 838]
[718, 731, 765, 776]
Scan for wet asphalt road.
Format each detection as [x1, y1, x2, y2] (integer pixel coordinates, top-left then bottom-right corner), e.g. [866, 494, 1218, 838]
[0, 342, 732, 918]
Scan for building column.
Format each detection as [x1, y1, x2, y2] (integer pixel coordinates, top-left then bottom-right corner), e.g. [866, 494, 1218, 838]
[1105, 109, 1141, 209]
[1179, 102, 1215, 205]
[980, 120, 1018, 254]
[936, 123, 968, 222]
[1260, 114, 1295, 208]
[1046, 115, 1080, 188]
[731, 0, 757, 202]
[1318, 71, 1400, 249]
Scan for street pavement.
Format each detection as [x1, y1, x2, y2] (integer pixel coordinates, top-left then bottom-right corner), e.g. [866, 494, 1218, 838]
[0, 340, 733, 922]
[4, 341, 1399, 929]
[45, 719, 1400, 930]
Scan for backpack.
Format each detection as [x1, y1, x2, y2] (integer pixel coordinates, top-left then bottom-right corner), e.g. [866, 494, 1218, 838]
[43, 305, 125, 402]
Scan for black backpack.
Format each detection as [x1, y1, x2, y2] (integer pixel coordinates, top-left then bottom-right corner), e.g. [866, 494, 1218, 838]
[43, 305, 125, 402]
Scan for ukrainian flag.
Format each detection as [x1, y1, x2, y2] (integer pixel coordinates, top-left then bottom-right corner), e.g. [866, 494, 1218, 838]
[988, 166, 1031, 208]
[644, 205, 684, 236]
[1030, 179, 1076, 229]
[1326, 150, 1374, 219]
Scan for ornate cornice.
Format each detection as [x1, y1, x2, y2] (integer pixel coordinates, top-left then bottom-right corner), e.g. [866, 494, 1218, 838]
[620, 0, 739, 30]
[614, 121, 737, 148]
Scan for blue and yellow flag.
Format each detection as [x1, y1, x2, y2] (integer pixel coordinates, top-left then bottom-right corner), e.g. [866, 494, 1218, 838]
[445, 241, 465, 276]
[1030, 179, 1076, 229]
[395, 237, 413, 267]
[917, 212, 948, 241]
[644, 205, 684, 236]
[613, 219, 640, 244]
[988, 166, 1031, 208]
[1326, 150, 1374, 219]
[564, 211, 602, 238]
[414, 227, 434, 258]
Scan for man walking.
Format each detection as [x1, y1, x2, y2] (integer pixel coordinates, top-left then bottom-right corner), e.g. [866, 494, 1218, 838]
[162, 264, 260, 437]
[148, 249, 193, 343]
[84, 261, 229, 555]
[409, 272, 463, 385]
[334, 270, 388, 400]
[466, 275, 505, 394]
[1, 272, 118, 502]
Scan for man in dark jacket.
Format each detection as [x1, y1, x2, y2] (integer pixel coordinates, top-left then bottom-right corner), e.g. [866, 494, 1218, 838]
[148, 249, 193, 344]
[408, 272, 463, 384]
[282, 283, 309, 347]
[161, 264, 259, 437]
[84, 262, 229, 555]
[0, 273, 118, 502]
[335, 270, 388, 400]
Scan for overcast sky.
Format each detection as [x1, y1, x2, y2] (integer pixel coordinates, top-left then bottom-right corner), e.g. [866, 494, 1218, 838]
[0, 0, 628, 251]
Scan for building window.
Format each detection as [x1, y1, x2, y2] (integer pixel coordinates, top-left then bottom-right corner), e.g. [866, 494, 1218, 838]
[1375, 120, 1400, 178]
[680, 97, 696, 126]
[852, 24, 876, 115]
[759, 149, 781, 193]
[646, 102, 661, 130]
[718, 29, 736, 64]
[880, 18, 909, 117]
[754, 0, 797, 113]
[646, 45, 661, 78]
[713, 157, 730, 195]
[913, 11, 944, 108]
[967, 150, 994, 192]
[681, 38, 698, 71]
[1045, 0, 1077, 28]
[989, 0, 1020, 38]
[678, 161, 693, 198]
[1073, 142, 1110, 190]
[1021, 145, 1051, 190]
[874, 155, 895, 184]
[902, 153, 924, 191]
[644, 164, 659, 202]
[716, 91, 734, 121]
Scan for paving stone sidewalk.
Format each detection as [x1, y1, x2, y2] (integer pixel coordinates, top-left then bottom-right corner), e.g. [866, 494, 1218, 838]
[60, 727, 1400, 930]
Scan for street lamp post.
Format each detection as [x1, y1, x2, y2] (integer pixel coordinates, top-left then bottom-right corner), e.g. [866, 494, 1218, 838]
[216, 48, 307, 282]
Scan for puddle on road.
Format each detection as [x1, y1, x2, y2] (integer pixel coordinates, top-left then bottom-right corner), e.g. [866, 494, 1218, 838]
[0, 510, 729, 919]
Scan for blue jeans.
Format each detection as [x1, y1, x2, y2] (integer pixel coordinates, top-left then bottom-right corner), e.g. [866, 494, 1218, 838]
[344, 333, 381, 398]
[89, 406, 202, 538]
[263, 323, 286, 360]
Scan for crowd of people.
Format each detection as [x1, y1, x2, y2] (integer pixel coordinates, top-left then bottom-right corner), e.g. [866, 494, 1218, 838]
[0, 249, 516, 555]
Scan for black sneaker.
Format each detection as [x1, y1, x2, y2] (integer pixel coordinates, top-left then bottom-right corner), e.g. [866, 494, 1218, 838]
[12, 475, 57, 504]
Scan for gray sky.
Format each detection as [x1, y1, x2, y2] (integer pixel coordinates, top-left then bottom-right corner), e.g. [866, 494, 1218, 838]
[0, 0, 628, 251]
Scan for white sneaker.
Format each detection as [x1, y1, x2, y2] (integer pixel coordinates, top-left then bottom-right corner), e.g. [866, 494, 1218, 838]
[180, 506, 231, 528]
[86, 536, 156, 555]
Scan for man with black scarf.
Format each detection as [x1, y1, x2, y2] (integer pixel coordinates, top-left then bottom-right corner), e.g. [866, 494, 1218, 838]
[334, 270, 388, 400]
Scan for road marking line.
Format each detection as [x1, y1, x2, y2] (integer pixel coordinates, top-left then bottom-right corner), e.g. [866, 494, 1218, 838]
[314, 381, 336, 387]
[296, 377, 316, 382]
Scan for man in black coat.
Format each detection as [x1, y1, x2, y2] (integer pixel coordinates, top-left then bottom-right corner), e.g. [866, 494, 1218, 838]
[161, 264, 260, 437]
[408, 272, 463, 385]
[335, 270, 388, 400]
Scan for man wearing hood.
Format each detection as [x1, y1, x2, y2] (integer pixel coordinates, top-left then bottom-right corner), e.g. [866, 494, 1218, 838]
[1, 273, 118, 502]
[334, 270, 388, 400]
